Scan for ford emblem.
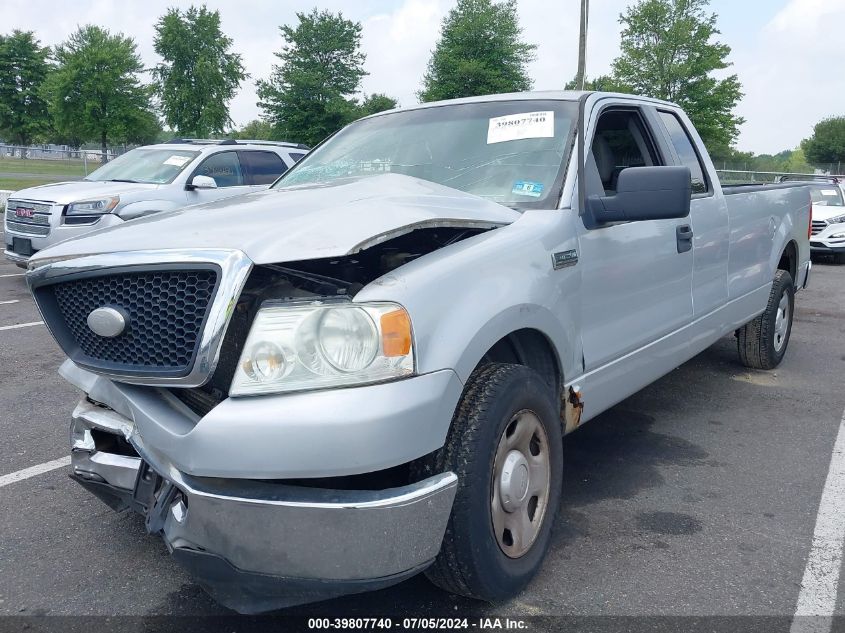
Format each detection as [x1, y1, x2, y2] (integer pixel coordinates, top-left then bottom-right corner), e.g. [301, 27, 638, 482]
[87, 306, 127, 338]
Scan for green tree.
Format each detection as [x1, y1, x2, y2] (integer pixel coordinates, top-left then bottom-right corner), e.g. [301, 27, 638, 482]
[45, 25, 157, 156]
[419, 0, 536, 102]
[257, 9, 366, 146]
[153, 5, 246, 137]
[231, 118, 275, 140]
[563, 74, 626, 92]
[802, 117, 845, 165]
[359, 93, 398, 117]
[610, 0, 744, 155]
[0, 30, 51, 155]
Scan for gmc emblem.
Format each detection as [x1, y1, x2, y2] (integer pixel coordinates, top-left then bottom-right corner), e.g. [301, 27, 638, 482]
[14, 207, 35, 218]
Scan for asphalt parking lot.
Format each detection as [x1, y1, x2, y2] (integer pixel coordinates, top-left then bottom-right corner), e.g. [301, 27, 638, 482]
[0, 248, 843, 630]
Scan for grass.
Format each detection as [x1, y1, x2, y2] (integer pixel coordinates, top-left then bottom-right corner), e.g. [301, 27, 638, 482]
[0, 177, 63, 192]
[0, 156, 87, 178]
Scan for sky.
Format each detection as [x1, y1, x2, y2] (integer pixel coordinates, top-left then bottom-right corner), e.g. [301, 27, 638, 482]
[5, 0, 845, 154]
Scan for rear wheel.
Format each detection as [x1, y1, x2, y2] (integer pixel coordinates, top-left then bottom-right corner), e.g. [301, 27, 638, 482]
[737, 269, 794, 369]
[421, 363, 563, 601]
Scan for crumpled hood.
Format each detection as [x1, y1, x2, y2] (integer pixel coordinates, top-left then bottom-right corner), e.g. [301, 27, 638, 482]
[11, 180, 160, 205]
[31, 174, 520, 265]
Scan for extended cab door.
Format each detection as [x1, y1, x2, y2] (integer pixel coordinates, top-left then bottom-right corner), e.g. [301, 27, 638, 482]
[653, 108, 729, 317]
[577, 104, 694, 370]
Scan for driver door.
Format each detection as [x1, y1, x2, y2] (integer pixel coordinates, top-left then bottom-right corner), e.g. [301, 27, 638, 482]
[578, 105, 694, 370]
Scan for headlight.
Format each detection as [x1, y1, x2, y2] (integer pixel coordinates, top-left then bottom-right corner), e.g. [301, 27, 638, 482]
[827, 214, 845, 225]
[230, 301, 414, 396]
[66, 197, 120, 215]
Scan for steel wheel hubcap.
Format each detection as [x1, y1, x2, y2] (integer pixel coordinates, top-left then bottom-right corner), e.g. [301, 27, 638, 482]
[491, 410, 551, 558]
[774, 294, 790, 352]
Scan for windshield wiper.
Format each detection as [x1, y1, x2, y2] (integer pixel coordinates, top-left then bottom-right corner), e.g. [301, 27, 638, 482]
[105, 178, 142, 183]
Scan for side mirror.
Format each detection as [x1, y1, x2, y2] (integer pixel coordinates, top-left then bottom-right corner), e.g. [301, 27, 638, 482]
[586, 166, 691, 225]
[187, 175, 218, 190]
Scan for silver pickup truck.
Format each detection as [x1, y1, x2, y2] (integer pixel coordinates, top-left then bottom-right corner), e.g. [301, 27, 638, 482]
[26, 91, 811, 613]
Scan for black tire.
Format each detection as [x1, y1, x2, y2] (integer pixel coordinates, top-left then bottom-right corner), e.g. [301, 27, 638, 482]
[420, 363, 563, 602]
[737, 269, 795, 369]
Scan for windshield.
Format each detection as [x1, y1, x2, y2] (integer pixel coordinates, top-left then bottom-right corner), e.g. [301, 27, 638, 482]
[85, 148, 200, 184]
[275, 100, 579, 209]
[809, 184, 844, 207]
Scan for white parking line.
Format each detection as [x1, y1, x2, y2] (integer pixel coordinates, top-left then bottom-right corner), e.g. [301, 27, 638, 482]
[0, 299, 19, 305]
[790, 406, 845, 633]
[0, 273, 25, 278]
[0, 320, 43, 331]
[0, 456, 71, 488]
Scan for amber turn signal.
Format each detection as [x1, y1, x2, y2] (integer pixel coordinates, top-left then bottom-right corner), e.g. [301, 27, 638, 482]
[380, 308, 412, 357]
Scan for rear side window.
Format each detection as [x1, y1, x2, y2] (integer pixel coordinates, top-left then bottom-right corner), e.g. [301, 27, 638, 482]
[241, 151, 287, 185]
[194, 152, 244, 187]
[288, 151, 307, 163]
[658, 111, 708, 194]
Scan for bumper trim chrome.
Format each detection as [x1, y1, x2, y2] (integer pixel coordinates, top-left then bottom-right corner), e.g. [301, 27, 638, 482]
[69, 397, 457, 593]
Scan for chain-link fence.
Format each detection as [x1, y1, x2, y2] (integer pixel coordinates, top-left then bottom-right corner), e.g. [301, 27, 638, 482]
[0, 144, 133, 176]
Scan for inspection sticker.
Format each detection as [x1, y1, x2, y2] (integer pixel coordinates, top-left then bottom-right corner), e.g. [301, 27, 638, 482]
[487, 111, 554, 144]
[164, 155, 191, 167]
[821, 189, 839, 196]
[512, 180, 544, 197]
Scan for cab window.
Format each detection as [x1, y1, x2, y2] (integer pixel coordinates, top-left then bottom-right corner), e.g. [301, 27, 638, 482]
[194, 152, 244, 187]
[658, 111, 708, 194]
[587, 109, 660, 196]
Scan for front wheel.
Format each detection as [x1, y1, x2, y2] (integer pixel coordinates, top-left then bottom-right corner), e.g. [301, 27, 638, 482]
[737, 269, 795, 369]
[420, 363, 563, 602]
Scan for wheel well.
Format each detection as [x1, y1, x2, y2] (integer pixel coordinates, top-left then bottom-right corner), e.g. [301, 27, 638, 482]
[778, 241, 797, 284]
[479, 329, 561, 397]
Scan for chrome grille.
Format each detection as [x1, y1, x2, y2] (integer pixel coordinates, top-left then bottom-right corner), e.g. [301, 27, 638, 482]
[811, 220, 828, 236]
[34, 268, 219, 376]
[5, 199, 53, 236]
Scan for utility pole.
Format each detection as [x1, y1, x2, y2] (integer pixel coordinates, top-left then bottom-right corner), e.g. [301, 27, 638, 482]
[575, 0, 589, 90]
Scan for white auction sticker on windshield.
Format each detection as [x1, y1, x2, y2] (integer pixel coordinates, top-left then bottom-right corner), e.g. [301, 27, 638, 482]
[164, 155, 191, 167]
[821, 189, 839, 196]
[487, 111, 554, 144]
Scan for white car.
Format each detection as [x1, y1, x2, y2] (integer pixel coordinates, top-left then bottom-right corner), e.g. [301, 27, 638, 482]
[4, 139, 309, 266]
[807, 180, 845, 263]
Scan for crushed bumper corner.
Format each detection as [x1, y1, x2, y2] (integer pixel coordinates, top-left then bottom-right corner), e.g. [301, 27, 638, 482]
[69, 398, 458, 612]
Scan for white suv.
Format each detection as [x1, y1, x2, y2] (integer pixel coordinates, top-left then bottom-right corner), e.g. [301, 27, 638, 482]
[807, 180, 845, 263]
[4, 139, 309, 266]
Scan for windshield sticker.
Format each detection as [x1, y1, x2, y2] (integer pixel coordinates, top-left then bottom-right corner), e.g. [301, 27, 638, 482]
[164, 155, 191, 167]
[512, 180, 544, 198]
[821, 189, 839, 196]
[487, 111, 554, 144]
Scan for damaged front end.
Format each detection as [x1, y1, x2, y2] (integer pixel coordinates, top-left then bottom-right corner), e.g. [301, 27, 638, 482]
[69, 394, 458, 613]
[173, 224, 493, 416]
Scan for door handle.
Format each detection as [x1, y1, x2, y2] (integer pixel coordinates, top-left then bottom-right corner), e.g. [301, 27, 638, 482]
[676, 224, 693, 253]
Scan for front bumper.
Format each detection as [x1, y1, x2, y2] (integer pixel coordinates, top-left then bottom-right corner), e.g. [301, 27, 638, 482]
[69, 398, 458, 613]
[810, 241, 845, 254]
[4, 214, 124, 262]
[810, 225, 845, 254]
[59, 360, 464, 478]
